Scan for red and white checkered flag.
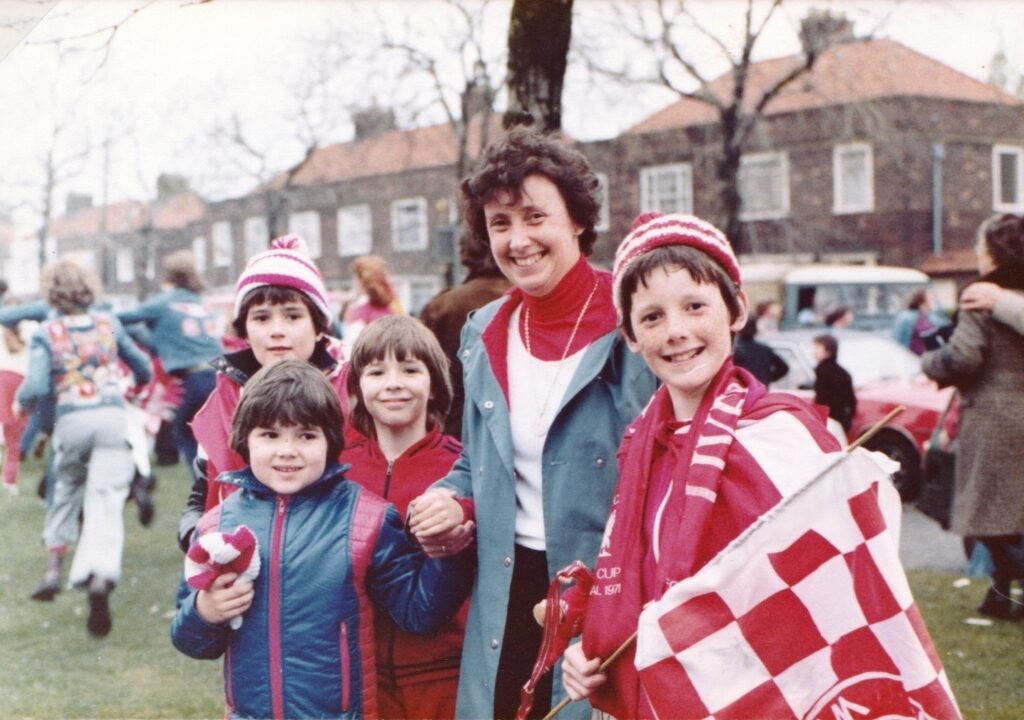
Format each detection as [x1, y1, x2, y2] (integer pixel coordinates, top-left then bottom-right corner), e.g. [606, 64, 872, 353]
[634, 449, 961, 720]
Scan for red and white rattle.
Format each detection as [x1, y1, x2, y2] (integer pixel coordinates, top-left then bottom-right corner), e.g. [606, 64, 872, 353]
[185, 525, 260, 629]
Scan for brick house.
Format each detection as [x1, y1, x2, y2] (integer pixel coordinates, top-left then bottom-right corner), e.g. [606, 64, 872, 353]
[581, 37, 1024, 295]
[179, 116, 503, 316]
[43, 36, 1023, 310]
[47, 193, 206, 306]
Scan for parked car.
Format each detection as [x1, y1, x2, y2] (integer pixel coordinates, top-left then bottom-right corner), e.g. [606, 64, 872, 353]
[759, 329, 953, 501]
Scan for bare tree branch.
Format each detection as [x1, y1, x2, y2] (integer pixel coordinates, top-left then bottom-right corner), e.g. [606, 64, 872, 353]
[578, 0, 836, 254]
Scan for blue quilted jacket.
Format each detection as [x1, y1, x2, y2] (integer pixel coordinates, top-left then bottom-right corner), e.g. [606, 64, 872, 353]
[171, 462, 472, 719]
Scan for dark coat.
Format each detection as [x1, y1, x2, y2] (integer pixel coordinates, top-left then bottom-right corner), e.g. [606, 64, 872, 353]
[813, 356, 856, 432]
[419, 274, 511, 438]
[732, 337, 789, 385]
[922, 290, 1024, 537]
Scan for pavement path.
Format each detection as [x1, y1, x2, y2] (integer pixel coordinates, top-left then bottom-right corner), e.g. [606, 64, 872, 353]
[898, 502, 971, 575]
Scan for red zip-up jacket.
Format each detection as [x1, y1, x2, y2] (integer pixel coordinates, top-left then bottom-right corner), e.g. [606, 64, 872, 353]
[341, 426, 469, 691]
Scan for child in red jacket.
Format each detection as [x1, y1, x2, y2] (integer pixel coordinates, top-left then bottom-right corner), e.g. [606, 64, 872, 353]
[340, 315, 468, 719]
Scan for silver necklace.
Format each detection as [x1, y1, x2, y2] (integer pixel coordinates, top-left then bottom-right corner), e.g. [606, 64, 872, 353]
[523, 280, 600, 436]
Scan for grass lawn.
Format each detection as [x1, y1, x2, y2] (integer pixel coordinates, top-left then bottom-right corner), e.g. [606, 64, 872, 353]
[1, 454, 1021, 718]
[908, 568, 1024, 720]
[0, 455, 222, 719]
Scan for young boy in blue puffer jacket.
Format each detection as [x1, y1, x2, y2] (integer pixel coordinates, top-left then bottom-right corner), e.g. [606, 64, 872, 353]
[171, 359, 472, 719]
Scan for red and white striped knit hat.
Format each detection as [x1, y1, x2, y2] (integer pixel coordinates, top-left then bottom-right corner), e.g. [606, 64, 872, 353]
[233, 235, 330, 324]
[611, 212, 741, 319]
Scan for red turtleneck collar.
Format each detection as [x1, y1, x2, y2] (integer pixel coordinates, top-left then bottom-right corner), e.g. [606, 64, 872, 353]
[480, 256, 618, 401]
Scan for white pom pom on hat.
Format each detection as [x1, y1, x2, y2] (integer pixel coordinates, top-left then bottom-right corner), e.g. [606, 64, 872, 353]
[611, 212, 741, 318]
[233, 234, 330, 324]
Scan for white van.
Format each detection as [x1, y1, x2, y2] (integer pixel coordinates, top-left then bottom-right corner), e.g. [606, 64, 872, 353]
[742, 262, 931, 331]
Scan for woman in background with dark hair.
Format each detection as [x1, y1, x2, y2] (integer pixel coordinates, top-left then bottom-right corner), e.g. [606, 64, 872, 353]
[892, 287, 950, 355]
[922, 213, 1024, 620]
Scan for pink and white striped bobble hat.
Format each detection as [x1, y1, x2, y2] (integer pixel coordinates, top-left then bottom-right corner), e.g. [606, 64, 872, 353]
[611, 212, 741, 318]
[233, 234, 330, 324]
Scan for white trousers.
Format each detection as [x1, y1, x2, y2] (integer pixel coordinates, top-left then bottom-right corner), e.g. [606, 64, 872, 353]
[43, 406, 134, 587]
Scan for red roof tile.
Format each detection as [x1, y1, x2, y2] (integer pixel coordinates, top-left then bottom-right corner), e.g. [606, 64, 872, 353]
[275, 114, 505, 188]
[49, 200, 148, 239]
[629, 38, 1021, 134]
[50, 194, 206, 239]
[152, 193, 205, 230]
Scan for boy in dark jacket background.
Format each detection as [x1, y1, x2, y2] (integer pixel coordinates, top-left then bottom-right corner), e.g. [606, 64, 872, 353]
[171, 360, 471, 719]
[811, 333, 857, 432]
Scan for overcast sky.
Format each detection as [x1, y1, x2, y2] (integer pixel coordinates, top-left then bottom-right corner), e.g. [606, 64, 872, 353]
[2, 0, 1023, 236]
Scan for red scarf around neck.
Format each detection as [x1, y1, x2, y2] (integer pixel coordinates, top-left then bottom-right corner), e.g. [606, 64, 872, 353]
[581, 361, 838, 718]
[481, 257, 617, 401]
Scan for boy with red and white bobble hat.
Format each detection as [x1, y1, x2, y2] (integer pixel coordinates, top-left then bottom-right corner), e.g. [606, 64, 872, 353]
[177, 234, 353, 552]
[557, 212, 959, 719]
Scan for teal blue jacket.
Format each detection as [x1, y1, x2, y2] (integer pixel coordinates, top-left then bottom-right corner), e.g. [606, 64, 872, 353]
[437, 295, 657, 720]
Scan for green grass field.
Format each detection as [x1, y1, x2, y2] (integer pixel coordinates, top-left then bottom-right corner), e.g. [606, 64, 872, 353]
[0, 456, 222, 719]
[1, 454, 1021, 718]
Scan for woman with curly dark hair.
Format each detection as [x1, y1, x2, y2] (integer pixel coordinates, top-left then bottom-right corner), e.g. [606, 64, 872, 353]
[406, 129, 657, 719]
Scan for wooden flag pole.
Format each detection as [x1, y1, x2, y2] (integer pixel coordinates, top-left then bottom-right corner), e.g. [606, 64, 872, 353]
[541, 406, 905, 720]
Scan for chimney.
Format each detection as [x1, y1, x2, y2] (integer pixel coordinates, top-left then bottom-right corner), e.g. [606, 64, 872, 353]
[65, 192, 93, 214]
[462, 59, 495, 121]
[800, 9, 855, 57]
[352, 104, 397, 142]
[156, 173, 191, 200]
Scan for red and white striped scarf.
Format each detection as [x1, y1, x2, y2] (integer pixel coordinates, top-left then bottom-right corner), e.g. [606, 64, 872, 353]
[582, 360, 838, 718]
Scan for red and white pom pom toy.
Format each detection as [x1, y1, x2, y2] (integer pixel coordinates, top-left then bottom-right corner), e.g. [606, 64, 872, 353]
[185, 525, 260, 629]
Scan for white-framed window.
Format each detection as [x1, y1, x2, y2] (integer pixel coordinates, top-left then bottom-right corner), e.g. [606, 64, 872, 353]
[337, 204, 373, 257]
[639, 163, 693, 214]
[115, 247, 134, 283]
[288, 210, 322, 258]
[833, 142, 874, 214]
[211, 221, 233, 269]
[397, 274, 444, 316]
[244, 216, 269, 260]
[739, 151, 790, 220]
[192, 237, 207, 273]
[595, 172, 610, 232]
[390, 197, 428, 251]
[993, 144, 1024, 211]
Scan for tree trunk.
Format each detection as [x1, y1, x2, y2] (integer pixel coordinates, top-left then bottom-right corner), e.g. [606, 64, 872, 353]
[719, 108, 745, 257]
[504, 0, 573, 132]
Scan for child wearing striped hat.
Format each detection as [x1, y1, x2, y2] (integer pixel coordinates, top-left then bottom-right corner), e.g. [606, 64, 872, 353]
[557, 213, 957, 719]
[177, 235, 352, 552]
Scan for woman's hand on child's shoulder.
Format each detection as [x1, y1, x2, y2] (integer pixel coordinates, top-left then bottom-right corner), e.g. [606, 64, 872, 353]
[195, 572, 255, 626]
